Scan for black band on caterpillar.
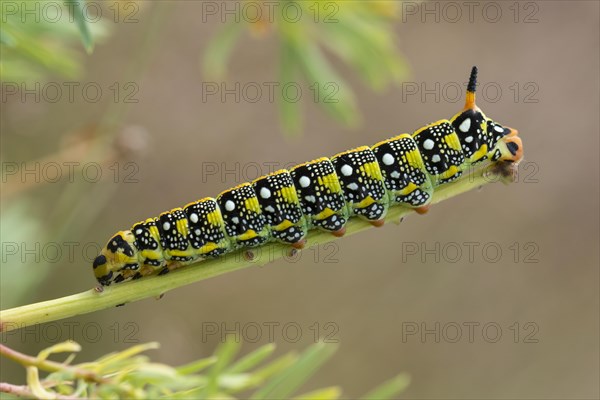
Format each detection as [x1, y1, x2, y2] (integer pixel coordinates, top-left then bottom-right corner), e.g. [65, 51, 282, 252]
[93, 67, 524, 286]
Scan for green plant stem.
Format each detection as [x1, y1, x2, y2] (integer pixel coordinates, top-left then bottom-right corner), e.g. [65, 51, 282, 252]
[0, 165, 509, 333]
[0, 344, 102, 383]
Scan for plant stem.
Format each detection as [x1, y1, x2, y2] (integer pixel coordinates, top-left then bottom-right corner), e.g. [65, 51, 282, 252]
[0, 382, 79, 400]
[0, 344, 103, 383]
[0, 164, 508, 333]
[0, 383, 35, 398]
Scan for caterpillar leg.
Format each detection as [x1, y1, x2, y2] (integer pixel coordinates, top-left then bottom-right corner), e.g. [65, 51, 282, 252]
[291, 239, 307, 250]
[139, 264, 157, 278]
[370, 219, 385, 227]
[332, 227, 346, 237]
[415, 205, 430, 215]
[166, 260, 185, 272]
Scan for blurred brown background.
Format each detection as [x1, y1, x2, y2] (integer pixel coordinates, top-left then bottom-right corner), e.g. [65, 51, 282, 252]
[1, 1, 598, 398]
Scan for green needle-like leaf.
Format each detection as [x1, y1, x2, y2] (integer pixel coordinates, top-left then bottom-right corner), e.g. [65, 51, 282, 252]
[250, 342, 338, 399]
[204, 339, 242, 396]
[294, 386, 342, 400]
[176, 356, 217, 375]
[226, 343, 276, 374]
[65, 0, 94, 53]
[241, 352, 298, 387]
[360, 373, 411, 400]
[292, 39, 359, 127]
[203, 21, 246, 80]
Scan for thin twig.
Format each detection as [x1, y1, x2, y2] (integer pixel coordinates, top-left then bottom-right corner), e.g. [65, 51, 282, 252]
[0, 382, 35, 398]
[0, 344, 104, 383]
[0, 382, 79, 399]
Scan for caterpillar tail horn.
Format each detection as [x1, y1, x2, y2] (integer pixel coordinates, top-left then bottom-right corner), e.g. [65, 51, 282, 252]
[464, 66, 478, 110]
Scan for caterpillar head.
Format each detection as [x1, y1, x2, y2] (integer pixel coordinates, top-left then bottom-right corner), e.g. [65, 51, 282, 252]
[93, 230, 139, 286]
[450, 66, 523, 166]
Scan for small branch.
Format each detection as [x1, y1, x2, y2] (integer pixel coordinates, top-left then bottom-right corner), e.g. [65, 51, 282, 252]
[0, 382, 78, 400]
[0, 344, 103, 383]
[0, 382, 36, 398]
[0, 164, 508, 333]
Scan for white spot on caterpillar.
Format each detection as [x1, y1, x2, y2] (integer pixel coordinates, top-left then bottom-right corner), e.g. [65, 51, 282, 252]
[347, 183, 359, 191]
[265, 205, 275, 213]
[494, 125, 504, 133]
[232, 217, 239, 224]
[432, 154, 441, 163]
[305, 195, 316, 203]
[423, 139, 435, 150]
[225, 200, 235, 211]
[135, 229, 142, 235]
[382, 153, 394, 166]
[260, 187, 271, 199]
[459, 118, 471, 132]
[163, 222, 170, 231]
[390, 171, 401, 179]
[465, 136, 474, 143]
[299, 176, 310, 188]
[190, 213, 199, 223]
[341, 164, 353, 176]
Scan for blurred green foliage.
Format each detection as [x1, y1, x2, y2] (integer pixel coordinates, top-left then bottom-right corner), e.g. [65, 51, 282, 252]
[5, 339, 410, 399]
[0, 0, 108, 83]
[203, 0, 409, 135]
[0, 0, 114, 309]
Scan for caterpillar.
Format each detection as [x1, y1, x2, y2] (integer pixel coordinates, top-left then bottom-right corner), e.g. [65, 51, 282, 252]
[93, 67, 523, 286]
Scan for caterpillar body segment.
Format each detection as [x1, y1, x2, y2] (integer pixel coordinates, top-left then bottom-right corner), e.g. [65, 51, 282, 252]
[93, 67, 524, 286]
[183, 198, 230, 257]
[330, 146, 389, 222]
[156, 208, 195, 262]
[412, 120, 465, 184]
[216, 183, 270, 248]
[290, 157, 349, 233]
[450, 108, 489, 164]
[252, 170, 308, 246]
[371, 134, 433, 208]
